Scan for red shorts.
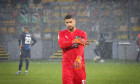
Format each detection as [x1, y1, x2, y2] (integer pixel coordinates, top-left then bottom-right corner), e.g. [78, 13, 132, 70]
[62, 66, 86, 84]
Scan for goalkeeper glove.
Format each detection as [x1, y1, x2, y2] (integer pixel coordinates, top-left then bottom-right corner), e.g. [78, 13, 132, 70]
[73, 56, 82, 70]
[72, 37, 86, 46]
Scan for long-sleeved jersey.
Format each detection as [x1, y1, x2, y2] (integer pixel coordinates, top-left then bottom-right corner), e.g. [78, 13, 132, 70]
[136, 34, 140, 47]
[19, 32, 37, 50]
[58, 29, 87, 69]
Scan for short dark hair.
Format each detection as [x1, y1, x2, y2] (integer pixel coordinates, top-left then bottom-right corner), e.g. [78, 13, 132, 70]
[24, 26, 29, 31]
[64, 15, 74, 20]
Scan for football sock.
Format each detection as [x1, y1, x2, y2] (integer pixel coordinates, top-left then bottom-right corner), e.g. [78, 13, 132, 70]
[19, 60, 23, 71]
[26, 59, 29, 70]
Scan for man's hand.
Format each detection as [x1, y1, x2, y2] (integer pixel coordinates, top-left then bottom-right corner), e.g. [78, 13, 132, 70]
[19, 45, 22, 50]
[72, 37, 86, 46]
[73, 56, 82, 70]
[79, 37, 86, 46]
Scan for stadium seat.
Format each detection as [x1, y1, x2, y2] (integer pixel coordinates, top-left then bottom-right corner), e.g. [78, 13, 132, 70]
[0, 27, 7, 34]
[132, 26, 140, 31]
[117, 35, 128, 40]
[54, 28, 59, 32]
[57, 0, 74, 2]
[0, 45, 10, 60]
[119, 25, 127, 32]
[8, 27, 15, 34]
[42, 0, 55, 2]
[44, 28, 51, 33]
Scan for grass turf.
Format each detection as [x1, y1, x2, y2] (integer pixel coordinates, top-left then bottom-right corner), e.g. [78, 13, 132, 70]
[0, 60, 140, 84]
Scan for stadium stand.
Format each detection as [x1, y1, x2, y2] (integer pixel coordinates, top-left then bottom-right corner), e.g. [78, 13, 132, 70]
[0, 45, 9, 60]
[0, 0, 140, 60]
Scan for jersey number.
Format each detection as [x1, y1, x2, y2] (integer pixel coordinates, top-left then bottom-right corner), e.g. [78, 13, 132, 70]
[25, 36, 31, 44]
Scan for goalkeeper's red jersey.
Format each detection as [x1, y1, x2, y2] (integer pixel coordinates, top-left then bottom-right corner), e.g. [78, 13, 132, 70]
[58, 28, 87, 69]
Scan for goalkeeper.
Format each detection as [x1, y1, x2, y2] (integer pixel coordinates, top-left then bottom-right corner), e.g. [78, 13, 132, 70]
[58, 15, 87, 84]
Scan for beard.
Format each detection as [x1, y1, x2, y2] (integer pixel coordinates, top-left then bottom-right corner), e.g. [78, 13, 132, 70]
[68, 26, 74, 31]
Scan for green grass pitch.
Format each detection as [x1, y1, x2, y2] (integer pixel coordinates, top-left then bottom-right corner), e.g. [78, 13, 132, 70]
[0, 60, 140, 84]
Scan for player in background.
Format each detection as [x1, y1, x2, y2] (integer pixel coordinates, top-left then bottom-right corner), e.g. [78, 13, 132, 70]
[136, 34, 140, 62]
[58, 15, 87, 84]
[16, 27, 37, 74]
[94, 33, 106, 62]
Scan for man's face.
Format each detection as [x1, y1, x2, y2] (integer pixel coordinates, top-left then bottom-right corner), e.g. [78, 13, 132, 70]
[65, 18, 76, 31]
[23, 28, 28, 32]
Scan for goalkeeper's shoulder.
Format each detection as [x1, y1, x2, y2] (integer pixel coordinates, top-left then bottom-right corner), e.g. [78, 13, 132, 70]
[77, 29, 87, 36]
[58, 29, 67, 36]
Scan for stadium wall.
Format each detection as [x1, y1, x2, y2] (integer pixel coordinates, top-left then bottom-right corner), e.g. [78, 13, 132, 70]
[7, 40, 138, 61]
[117, 41, 138, 61]
[85, 41, 138, 60]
